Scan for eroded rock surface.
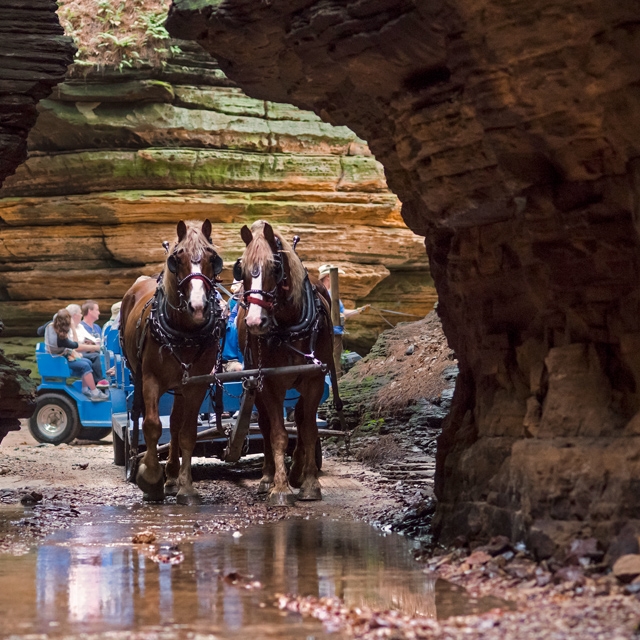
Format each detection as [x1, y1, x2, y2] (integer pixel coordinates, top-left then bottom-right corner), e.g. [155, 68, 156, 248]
[0, 42, 433, 349]
[0, 0, 74, 187]
[0, 0, 73, 435]
[166, 0, 640, 552]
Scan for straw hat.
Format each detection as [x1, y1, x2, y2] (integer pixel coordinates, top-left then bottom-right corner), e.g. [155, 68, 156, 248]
[318, 264, 346, 279]
[110, 301, 122, 320]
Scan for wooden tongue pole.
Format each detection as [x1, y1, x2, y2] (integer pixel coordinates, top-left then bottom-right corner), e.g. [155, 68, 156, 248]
[329, 266, 341, 374]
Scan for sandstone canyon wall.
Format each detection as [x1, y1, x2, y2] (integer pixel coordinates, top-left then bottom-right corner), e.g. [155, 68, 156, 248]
[0, 0, 75, 437]
[166, 0, 640, 554]
[0, 39, 434, 351]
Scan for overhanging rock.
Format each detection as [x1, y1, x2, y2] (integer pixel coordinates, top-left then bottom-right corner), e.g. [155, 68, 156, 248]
[167, 0, 640, 554]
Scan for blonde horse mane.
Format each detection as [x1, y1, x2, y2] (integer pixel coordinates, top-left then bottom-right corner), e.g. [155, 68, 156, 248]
[162, 220, 217, 299]
[243, 220, 306, 309]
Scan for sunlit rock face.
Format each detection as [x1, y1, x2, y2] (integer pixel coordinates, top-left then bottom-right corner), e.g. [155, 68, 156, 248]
[0, 0, 73, 434]
[0, 42, 432, 348]
[167, 0, 640, 553]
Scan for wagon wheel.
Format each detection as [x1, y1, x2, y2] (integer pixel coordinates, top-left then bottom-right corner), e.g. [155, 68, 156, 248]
[28, 393, 81, 445]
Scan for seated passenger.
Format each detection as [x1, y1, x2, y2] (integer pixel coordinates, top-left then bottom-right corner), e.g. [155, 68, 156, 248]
[76, 300, 102, 344]
[102, 301, 122, 340]
[44, 309, 108, 402]
[222, 280, 243, 372]
[66, 303, 108, 387]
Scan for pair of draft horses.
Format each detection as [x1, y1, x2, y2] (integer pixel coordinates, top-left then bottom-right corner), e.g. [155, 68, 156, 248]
[120, 219, 337, 506]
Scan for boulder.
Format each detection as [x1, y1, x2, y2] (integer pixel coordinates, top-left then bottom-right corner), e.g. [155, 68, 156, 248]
[613, 554, 640, 583]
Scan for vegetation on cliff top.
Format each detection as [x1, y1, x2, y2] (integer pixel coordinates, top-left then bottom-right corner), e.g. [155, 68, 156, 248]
[57, 0, 179, 72]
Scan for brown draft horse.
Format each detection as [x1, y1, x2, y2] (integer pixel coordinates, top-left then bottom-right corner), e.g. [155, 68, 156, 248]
[236, 220, 336, 506]
[120, 219, 224, 504]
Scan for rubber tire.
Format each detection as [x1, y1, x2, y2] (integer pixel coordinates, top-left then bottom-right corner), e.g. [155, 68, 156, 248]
[29, 393, 81, 445]
[315, 438, 322, 471]
[78, 427, 112, 442]
[112, 427, 125, 466]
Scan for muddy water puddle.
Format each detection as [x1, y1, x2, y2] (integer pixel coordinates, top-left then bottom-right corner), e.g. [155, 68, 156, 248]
[0, 506, 508, 638]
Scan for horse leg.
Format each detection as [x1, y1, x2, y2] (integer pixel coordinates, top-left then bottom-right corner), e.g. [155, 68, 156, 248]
[256, 397, 275, 494]
[262, 385, 295, 507]
[295, 377, 323, 501]
[175, 394, 202, 505]
[164, 395, 184, 497]
[136, 377, 165, 502]
[288, 398, 305, 489]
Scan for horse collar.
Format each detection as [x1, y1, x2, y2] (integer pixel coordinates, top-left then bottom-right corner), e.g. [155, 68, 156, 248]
[150, 287, 224, 352]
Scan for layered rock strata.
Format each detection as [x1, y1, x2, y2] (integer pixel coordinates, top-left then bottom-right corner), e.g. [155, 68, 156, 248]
[0, 42, 433, 349]
[167, 0, 640, 554]
[0, 0, 74, 186]
[0, 0, 73, 435]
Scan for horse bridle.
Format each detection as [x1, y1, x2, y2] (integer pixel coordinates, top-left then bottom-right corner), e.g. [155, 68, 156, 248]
[165, 244, 224, 311]
[234, 238, 287, 312]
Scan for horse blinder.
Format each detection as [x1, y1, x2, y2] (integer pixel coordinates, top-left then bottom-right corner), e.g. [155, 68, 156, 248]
[210, 253, 223, 276]
[167, 255, 178, 274]
[233, 258, 243, 282]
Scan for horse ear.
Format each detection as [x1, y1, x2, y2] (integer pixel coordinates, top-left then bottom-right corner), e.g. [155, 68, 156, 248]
[202, 219, 212, 242]
[177, 220, 187, 242]
[263, 222, 277, 249]
[240, 225, 253, 246]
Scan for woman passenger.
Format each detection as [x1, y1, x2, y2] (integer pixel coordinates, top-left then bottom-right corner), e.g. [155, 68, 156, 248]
[44, 309, 108, 402]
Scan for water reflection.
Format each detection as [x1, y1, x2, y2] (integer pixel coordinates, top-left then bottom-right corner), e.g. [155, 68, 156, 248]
[0, 507, 507, 638]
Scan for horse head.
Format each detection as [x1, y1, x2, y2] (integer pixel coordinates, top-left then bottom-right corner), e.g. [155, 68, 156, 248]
[236, 220, 303, 335]
[164, 219, 223, 325]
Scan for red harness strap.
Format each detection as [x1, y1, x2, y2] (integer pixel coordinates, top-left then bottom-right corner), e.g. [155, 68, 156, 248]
[246, 295, 273, 310]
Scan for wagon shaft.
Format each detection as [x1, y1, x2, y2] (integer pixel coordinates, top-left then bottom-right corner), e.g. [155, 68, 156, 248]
[184, 363, 328, 387]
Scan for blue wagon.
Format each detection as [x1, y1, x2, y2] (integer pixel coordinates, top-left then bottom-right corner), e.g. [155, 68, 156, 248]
[31, 331, 331, 477]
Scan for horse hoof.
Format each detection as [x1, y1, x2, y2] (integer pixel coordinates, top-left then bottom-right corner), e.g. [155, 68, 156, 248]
[257, 479, 274, 495]
[143, 492, 165, 503]
[137, 466, 165, 502]
[297, 486, 322, 501]
[267, 491, 296, 507]
[164, 482, 178, 497]
[177, 493, 201, 506]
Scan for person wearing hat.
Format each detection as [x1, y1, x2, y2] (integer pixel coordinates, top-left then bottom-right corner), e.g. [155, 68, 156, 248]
[318, 264, 369, 376]
[102, 301, 122, 338]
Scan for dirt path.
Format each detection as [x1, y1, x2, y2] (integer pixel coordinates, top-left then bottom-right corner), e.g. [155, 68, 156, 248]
[0, 425, 406, 549]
